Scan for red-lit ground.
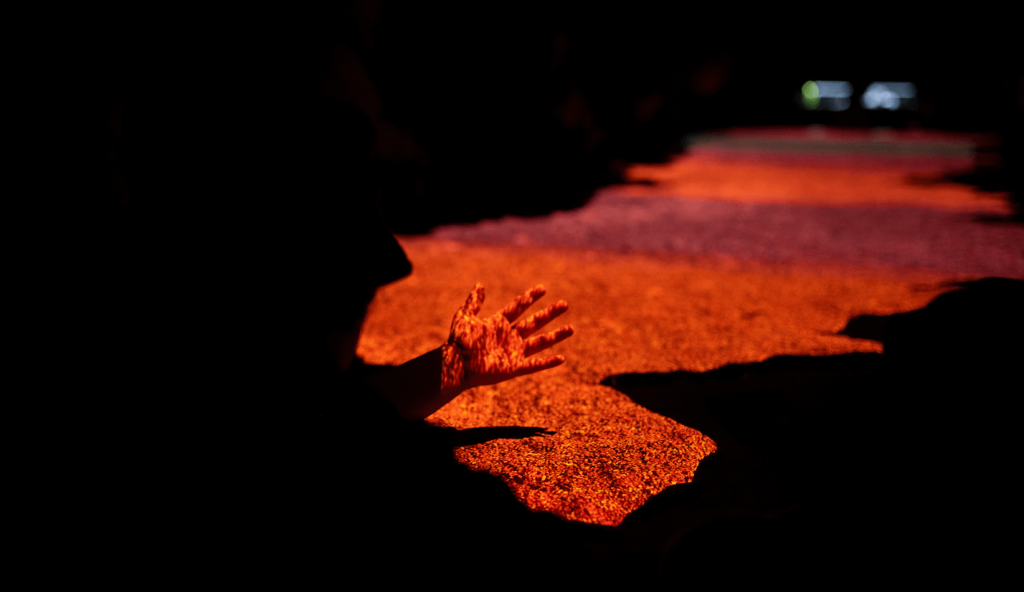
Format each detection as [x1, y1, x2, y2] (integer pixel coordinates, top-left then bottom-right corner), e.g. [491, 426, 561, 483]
[614, 157, 1011, 213]
[356, 127, 1022, 526]
[358, 243, 957, 525]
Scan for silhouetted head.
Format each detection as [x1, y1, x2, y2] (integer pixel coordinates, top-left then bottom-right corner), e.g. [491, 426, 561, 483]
[319, 192, 412, 371]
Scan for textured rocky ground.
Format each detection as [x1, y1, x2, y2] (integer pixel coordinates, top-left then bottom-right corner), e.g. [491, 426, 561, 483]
[356, 127, 1022, 581]
[359, 239, 950, 526]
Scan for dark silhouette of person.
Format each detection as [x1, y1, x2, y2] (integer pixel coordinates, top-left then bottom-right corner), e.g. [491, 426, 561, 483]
[54, 33, 580, 584]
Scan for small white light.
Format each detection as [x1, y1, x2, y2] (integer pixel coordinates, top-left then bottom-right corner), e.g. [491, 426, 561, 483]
[862, 82, 917, 110]
[815, 80, 853, 99]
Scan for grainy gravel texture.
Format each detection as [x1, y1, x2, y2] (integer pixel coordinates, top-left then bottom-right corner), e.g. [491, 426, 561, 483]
[357, 127, 1024, 526]
[431, 128, 1022, 279]
[357, 240, 954, 525]
[430, 194, 1024, 278]
[619, 158, 1009, 211]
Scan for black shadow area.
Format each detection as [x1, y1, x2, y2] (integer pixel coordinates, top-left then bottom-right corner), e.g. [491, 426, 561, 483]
[602, 278, 1023, 584]
[455, 426, 555, 446]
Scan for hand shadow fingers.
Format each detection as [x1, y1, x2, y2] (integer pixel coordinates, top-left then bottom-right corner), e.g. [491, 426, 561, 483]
[523, 325, 574, 357]
[516, 300, 568, 338]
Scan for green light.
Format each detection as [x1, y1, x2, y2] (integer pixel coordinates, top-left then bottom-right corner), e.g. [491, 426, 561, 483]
[801, 80, 820, 110]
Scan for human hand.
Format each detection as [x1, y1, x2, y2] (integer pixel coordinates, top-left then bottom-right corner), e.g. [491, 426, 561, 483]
[441, 284, 574, 398]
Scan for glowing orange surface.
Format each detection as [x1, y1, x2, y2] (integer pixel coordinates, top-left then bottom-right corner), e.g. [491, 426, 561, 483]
[604, 155, 1012, 213]
[357, 239, 955, 525]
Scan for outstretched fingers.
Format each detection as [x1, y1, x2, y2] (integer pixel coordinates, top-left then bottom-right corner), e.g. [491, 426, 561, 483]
[462, 283, 485, 316]
[523, 324, 574, 357]
[499, 285, 546, 323]
[516, 300, 568, 338]
[514, 355, 566, 378]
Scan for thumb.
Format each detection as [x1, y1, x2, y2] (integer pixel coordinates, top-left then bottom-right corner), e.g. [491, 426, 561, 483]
[464, 283, 485, 316]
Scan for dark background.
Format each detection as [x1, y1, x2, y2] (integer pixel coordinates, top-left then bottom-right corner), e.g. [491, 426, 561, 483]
[45, 3, 1023, 233]
[26, 4, 1021, 582]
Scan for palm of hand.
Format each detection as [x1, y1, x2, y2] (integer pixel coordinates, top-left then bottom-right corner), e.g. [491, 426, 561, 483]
[442, 284, 574, 396]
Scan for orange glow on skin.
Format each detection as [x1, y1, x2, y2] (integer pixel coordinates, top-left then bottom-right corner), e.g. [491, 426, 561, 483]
[358, 239, 955, 526]
[441, 283, 573, 400]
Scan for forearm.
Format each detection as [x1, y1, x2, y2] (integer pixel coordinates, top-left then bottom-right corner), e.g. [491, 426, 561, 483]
[365, 345, 464, 421]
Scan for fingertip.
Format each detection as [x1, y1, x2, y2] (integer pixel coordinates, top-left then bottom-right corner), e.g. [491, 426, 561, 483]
[466, 283, 485, 312]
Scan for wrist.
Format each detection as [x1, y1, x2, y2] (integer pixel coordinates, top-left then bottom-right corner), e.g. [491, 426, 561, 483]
[440, 342, 466, 399]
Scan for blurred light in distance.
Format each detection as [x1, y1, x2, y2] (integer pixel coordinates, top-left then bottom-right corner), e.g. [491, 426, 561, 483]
[817, 80, 854, 98]
[802, 81, 820, 109]
[801, 81, 852, 111]
[862, 82, 917, 111]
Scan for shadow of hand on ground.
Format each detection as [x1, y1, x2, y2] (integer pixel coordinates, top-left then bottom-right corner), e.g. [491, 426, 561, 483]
[454, 426, 555, 446]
